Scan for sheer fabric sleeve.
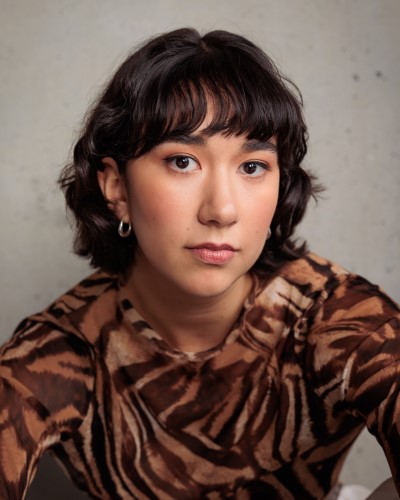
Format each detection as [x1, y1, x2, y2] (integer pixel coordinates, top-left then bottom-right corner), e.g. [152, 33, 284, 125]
[0, 318, 94, 499]
[306, 274, 400, 493]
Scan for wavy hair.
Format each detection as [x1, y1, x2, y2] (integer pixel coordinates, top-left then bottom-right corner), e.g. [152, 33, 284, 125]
[59, 28, 319, 275]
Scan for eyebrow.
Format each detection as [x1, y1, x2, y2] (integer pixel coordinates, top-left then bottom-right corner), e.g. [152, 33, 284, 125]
[161, 134, 277, 154]
[241, 139, 277, 154]
[163, 134, 206, 146]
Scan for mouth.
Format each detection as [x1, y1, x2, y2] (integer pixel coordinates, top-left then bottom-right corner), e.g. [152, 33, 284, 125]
[186, 243, 237, 265]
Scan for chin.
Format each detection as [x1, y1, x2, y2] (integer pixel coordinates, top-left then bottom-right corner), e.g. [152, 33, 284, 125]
[177, 270, 247, 299]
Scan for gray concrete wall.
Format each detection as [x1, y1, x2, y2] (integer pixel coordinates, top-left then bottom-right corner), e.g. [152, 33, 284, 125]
[1, 0, 398, 497]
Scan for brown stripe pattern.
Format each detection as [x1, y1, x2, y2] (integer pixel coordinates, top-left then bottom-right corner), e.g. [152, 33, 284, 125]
[0, 253, 399, 499]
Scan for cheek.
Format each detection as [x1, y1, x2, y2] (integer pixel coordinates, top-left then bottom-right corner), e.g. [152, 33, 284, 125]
[248, 215, 273, 243]
[245, 190, 279, 231]
[128, 183, 191, 235]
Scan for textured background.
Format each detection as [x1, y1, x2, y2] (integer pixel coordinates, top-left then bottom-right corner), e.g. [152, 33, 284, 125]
[0, 0, 399, 497]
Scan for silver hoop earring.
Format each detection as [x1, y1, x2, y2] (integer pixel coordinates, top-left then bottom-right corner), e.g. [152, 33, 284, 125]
[267, 228, 272, 240]
[118, 220, 132, 238]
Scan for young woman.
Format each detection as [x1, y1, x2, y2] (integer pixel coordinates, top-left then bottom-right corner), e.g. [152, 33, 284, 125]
[0, 28, 399, 499]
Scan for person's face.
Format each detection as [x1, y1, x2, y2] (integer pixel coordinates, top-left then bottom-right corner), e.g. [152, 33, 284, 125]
[124, 130, 280, 298]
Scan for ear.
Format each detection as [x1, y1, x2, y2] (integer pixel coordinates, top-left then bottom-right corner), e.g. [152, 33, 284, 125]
[97, 157, 129, 221]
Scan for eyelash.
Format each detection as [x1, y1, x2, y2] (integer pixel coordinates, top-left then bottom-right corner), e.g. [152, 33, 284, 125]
[166, 155, 198, 173]
[238, 161, 271, 177]
[165, 155, 271, 177]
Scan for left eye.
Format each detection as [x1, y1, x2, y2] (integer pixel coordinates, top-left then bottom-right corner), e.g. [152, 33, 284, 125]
[167, 156, 198, 172]
[239, 161, 268, 177]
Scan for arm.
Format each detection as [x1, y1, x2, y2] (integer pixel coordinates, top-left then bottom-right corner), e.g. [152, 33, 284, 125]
[0, 319, 94, 499]
[0, 375, 53, 499]
[307, 274, 400, 494]
[344, 314, 400, 490]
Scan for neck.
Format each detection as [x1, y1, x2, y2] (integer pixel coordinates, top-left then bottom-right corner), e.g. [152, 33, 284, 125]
[124, 257, 252, 353]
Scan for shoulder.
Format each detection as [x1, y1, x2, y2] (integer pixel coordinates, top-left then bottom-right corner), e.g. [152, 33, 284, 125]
[249, 252, 399, 361]
[0, 270, 118, 420]
[22, 269, 120, 346]
[255, 252, 398, 320]
[251, 254, 400, 413]
[275, 255, 399, 401]
[0, 315, 95, 423]
[291, 253, 400, 332]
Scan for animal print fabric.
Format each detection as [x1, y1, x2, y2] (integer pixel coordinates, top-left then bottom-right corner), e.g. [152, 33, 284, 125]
[0, 253, 399, 499]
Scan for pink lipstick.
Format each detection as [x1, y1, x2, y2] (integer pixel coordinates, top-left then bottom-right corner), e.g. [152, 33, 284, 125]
[187, 243, 236, 265]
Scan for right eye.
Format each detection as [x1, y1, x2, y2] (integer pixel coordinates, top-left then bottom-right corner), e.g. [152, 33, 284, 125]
[166, 155, 198, 172]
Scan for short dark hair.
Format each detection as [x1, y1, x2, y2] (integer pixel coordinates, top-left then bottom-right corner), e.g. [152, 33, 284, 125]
[59, 28, 319, 275]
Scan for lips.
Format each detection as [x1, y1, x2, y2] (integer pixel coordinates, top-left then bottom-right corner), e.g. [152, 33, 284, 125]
[187, 243, 237, 264]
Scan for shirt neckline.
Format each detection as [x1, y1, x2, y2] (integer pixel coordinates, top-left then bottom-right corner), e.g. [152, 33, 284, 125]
[117, 272, 265, 363]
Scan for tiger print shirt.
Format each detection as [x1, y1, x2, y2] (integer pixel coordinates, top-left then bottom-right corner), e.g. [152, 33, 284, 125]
[0, 253, 399, 499]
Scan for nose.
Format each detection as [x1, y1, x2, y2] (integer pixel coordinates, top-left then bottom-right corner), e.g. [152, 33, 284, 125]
[197, 171, 238, 227]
